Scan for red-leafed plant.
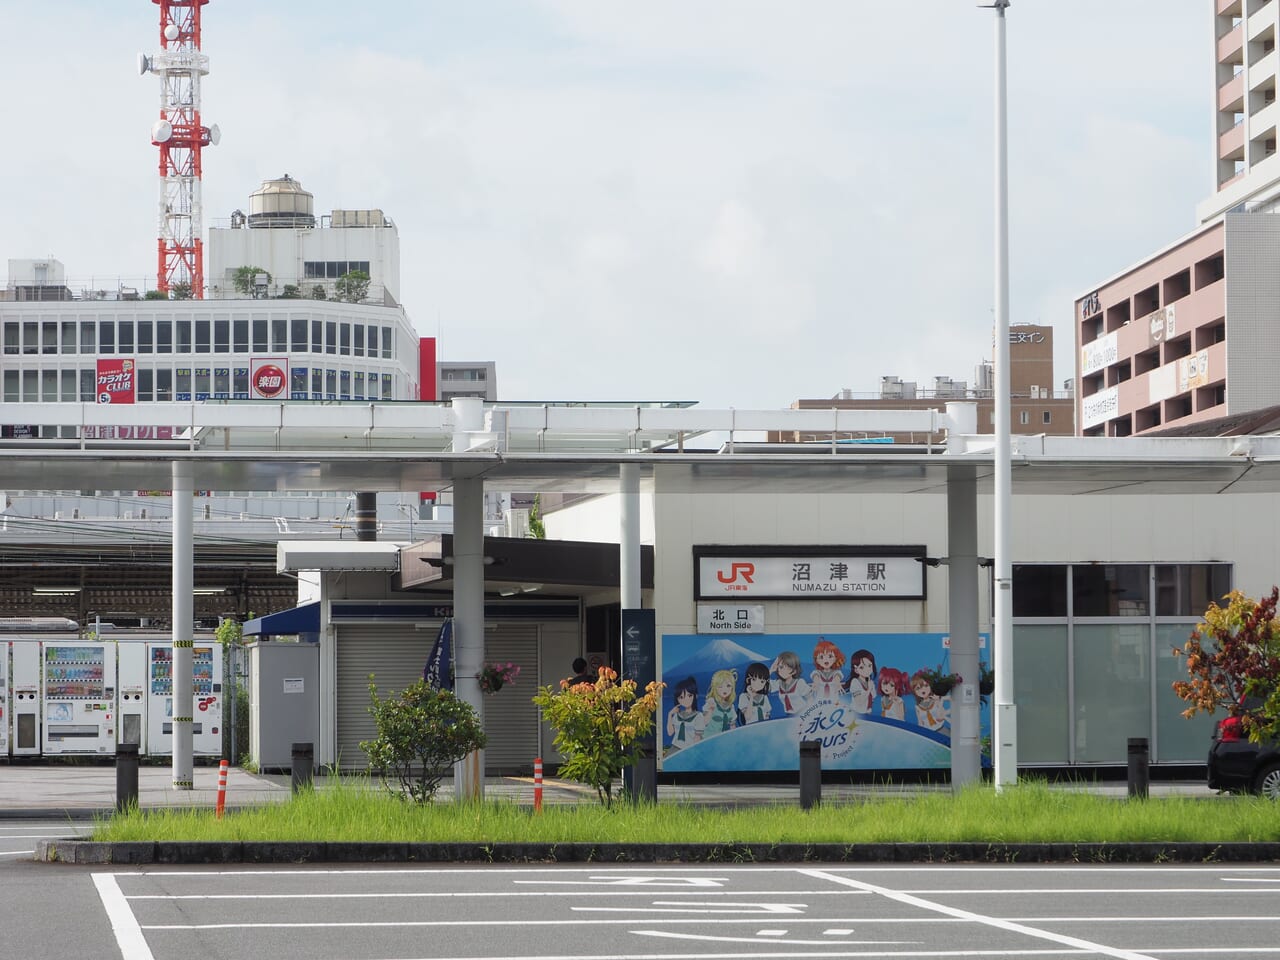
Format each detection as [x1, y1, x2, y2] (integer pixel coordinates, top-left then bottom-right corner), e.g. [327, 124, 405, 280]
[1172, 587, 1280, 743]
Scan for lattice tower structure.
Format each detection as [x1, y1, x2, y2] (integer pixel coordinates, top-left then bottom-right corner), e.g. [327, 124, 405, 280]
[142, 0, 218, 298]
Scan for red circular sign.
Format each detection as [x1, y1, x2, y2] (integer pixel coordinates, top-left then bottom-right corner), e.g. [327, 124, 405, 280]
[255, 364, 286, 398]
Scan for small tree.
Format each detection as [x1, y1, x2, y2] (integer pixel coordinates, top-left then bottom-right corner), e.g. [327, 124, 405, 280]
[170, 280, 194, 300]
[143, 289, 167, 300]
[527, 493, 546, 539]
[278, 284, 301, 299]
[232, 265, 271, 297]
[215, 617, 250, 763]
[361, 676, 487, 803]
[334, 269, 370, 303]
[310, 284, 328, 300]
[532, 667, 664, 808]
[1172, 587, 1280, 743]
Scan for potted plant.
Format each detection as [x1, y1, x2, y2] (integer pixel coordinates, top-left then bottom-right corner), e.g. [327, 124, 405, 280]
[478, 661, 520, 694]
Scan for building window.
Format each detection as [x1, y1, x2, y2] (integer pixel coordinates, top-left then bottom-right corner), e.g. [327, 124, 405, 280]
[176, 320, 191, 353]
[2, 321, 17, 355]
[311, 319, 323, 353]
[42, 321, 58, 355]
[252, 318, 268, 352]
[118, 320, 134, 354]
[382, 326, 392, 359]
[291, 317, 308, 352]
[137, 368, 153, 402]
[353, 324, 364, 357]
[272, 317, 288, 352]
[339, 324, 350, 354]
[79, 368, 95, 402]
[233, 318, 249, 352]
[214, 318, 229, 353]
[1042, 410, 1051, 425]
[156, 320, 172, 353]
[156, 368, 173, 401]
[3, 369, 17, 402]
[99, 322, 115, 354]
[311, 368, 323, 395]
[61, 321, 76, 353]
[1019, 410, 1029, 425]
[367, 325, 378, 356]
[60, 369, 76, 401]
[138, 320, 153, 354]
[195, 318, 211, 353]
[325, 322, 337, 355]
[80, 321, 96, 354]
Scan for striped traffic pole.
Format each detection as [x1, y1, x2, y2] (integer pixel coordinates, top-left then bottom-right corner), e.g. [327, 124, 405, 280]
[533, 757, 543, 813]
[215, 759, 229, 819]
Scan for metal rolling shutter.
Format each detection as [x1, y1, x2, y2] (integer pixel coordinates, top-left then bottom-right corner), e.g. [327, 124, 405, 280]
[482, 624, 540, 772]
[336, 623, 436, 771]
[335, 621, 541, 774]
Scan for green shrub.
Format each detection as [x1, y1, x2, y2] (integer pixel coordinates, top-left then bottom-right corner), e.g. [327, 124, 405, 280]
[360, 677, 487, 803]
[532, 667, 663, 808]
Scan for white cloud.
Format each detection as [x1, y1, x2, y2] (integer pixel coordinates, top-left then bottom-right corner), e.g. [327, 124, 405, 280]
[0, 1, 1210, 410]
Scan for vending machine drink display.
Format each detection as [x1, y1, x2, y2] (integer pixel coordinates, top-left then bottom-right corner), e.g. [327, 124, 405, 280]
[41, 643, 116, 754]
[11, 640, 42, 756]
[147, 644, 222, 755]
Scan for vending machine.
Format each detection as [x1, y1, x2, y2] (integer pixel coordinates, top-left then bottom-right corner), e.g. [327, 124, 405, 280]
[147, 643, 223, 756]
[11, 640, 41, 756]
[41, 642, 116, 754]
[0, 643, 8, 757]
[116, 641, 148, 751]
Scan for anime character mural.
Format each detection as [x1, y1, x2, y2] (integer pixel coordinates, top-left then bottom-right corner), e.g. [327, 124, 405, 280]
[738, 662, 772, 724]
[846, 648, 877, 714]
[911, 670, 949, 731]
[877, 666, 910, 721]
[665, 676, 705, 754]
[769, 650, 810, 714]
[702, 668, 739, 737]
[658, 632, 988, 774]
[810, 638, 845, 700]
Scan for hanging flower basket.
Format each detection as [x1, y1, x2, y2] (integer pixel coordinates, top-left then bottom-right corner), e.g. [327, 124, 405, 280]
[978, 662, 995, 696]
[916, 664, 962, 697]
[478, 662, 520, 695]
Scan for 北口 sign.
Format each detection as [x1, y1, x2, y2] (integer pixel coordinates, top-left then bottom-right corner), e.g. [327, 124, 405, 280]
[697, 604, 765, 634]
[694, 546, 926, 601]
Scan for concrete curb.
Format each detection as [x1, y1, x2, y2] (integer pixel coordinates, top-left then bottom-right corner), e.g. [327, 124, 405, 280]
[34, 839, 1280, 865]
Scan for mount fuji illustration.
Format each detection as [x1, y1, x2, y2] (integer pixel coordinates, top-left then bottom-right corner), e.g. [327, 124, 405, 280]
[664, 637, 770, 678]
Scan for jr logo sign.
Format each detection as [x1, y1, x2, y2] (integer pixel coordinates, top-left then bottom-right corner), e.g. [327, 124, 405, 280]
[716, 562, 755, 584]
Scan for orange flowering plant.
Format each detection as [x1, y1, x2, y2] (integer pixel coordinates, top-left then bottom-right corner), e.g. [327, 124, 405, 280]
[532, 667, 665, 808]
[1172, 587, 1280, 743]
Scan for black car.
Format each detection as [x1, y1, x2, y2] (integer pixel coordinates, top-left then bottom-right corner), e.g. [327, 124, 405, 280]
[1207, 702, 1280, 798]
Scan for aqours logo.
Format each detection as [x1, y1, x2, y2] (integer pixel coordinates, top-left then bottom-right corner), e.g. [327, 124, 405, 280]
[254, 364, 285, 398]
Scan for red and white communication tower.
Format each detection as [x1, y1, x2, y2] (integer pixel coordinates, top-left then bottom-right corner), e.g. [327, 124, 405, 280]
[138, 0, 220, 298]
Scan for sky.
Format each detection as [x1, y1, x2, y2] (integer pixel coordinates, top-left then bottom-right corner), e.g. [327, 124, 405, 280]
[0, 1, 1210, 409]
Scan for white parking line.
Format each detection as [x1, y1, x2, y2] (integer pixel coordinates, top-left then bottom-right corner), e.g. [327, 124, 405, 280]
[802, 868, 1160, 960]
[92, 873, 155, 960]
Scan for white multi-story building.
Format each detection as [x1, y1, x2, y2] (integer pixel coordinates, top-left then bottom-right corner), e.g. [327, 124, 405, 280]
[207, 175, 401, 305]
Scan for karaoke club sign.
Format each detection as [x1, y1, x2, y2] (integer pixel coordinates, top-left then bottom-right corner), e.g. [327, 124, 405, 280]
[96, 358, 136, 404]
[250, 358, 289, 400]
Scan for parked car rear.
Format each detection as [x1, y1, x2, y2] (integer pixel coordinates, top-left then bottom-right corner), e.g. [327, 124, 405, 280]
[1207, 700, 1280, 798]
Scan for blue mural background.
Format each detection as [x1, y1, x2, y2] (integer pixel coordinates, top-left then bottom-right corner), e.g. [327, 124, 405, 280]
[660, 632, 991, 772]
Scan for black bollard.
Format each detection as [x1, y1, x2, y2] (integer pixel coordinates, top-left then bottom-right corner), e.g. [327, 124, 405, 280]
[116, 743, 140, 814]
[799, 740, 821, 810]
[1127, 737, 1149, 799]
[291, 741, 314, 794]
[629, 744, 657, 804]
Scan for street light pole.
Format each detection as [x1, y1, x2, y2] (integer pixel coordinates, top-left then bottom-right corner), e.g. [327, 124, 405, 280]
[985, 0, 1017, 790]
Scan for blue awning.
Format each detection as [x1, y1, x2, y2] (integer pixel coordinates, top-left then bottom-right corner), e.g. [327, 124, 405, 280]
[243, 601, 321, 637]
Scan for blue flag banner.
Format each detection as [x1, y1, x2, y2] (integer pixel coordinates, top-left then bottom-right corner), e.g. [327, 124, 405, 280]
[423, 619, 453, 690]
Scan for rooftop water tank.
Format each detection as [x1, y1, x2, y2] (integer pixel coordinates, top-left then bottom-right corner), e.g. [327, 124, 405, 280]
[247, 174, 315, 229]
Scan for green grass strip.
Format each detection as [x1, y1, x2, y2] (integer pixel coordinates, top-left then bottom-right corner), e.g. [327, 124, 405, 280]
[92, 777, 1280, 845]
